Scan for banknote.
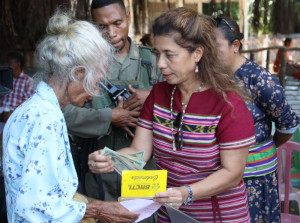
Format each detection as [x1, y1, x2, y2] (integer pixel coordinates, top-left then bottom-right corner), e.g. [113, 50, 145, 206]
[101, 147, 146, 175]
[110, 155, 135, 175]
[125, 151, 145, 161]
[118, 153, 146, 169]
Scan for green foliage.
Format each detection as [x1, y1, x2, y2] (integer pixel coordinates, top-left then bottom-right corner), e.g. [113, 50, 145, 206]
[202, 1, 239, 21]
[249, 0, 300, 35]
[248, 0, 275, 35]
[204, 0, 299, 36]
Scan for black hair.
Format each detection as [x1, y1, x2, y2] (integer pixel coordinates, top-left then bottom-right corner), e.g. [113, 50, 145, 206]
[284, 38, 292, 46]
[91, 0, 126, 15]
[215, 17, 244, 52]
[140, 34, 152, 46]
[7, 51, 25, 69]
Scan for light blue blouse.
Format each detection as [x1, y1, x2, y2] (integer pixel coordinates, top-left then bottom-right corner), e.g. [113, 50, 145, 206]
[3, 81, 86, 222]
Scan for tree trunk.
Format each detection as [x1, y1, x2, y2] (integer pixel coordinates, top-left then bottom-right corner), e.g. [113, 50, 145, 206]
[0, 0, 90, 66]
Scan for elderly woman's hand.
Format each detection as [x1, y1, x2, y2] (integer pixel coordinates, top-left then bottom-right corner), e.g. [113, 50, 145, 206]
[85, 199, 139, 223]
[153, 186, 188, 209]
[88, 150, 114, 173]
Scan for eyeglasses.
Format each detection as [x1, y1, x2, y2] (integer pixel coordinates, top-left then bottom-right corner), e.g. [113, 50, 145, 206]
[215, 17, 235, 32]
[173, 111, 184, 150]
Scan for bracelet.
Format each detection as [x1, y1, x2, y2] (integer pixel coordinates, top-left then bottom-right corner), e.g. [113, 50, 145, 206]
[183, 185, 194, 205]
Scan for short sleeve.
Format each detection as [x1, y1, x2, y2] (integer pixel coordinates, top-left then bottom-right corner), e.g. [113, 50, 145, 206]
[137, 86, 156, 130]
[217, 93, 256, 150]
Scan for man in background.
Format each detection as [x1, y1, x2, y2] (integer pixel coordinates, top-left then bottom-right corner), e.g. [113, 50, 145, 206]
[0, 52, 34, 122]
[273, 38, 300, 78]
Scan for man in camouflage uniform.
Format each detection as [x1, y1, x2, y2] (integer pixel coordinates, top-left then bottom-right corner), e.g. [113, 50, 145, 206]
[63, 1, 161, 221]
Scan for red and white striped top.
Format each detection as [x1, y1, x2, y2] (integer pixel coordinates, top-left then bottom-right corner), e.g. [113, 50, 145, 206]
[138, 82, 255, 223]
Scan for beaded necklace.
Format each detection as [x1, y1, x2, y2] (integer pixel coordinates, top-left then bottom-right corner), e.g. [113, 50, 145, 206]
[170, 84, 203, 151]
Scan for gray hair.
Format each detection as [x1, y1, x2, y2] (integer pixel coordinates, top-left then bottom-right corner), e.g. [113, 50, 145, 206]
[33, 9, 112, 95]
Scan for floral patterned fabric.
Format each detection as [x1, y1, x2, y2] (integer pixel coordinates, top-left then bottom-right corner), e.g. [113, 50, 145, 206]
[235, 59, 299, 223]
[2, 81, 85, 222]
[235, 59, 299, 143]
[244, 171, 280, 223]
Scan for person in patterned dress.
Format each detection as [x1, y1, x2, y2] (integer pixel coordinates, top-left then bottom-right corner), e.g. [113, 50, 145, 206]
[88, 8, 256, 222]
[2, 10, 138, 223]
[215, 17, 300, 223]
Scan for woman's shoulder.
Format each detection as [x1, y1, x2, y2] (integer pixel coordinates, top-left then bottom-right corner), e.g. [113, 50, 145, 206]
[237, 60, 257, 75]
[198, 89, 244, 111]
[15, 95, 63, 125]
[237, 59, 278, 84]
[238, 59, 267, 75]
[5, 97, 64, 140]
[205, 88, 243, 102]
[226, 91, 245, 103]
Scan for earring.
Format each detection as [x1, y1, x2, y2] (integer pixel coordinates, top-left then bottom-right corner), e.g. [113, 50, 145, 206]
[195, 66, 199, 73]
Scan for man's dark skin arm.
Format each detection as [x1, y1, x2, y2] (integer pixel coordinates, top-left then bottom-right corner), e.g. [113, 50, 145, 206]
[273, 131, 293, 147]
[123, 85, 150, 112]
[111, 96, 140, 137]
[115, 85, 151, 137]
[63, 98, 140, 138]
[63, 105, 111, 138]
[63, 86, 149, 139]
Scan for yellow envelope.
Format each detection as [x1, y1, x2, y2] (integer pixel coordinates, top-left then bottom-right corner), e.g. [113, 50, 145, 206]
[121, 170, 167, 198]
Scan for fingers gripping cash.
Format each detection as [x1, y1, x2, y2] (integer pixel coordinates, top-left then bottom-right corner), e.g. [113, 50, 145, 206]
[88, 149, 200, 222]
[100, 147, 146, 175]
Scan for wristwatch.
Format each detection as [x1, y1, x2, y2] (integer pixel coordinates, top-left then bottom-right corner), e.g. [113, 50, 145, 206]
[183, 185, 194, 205]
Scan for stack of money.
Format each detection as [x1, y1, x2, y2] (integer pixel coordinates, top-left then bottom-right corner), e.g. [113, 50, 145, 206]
[101, 147, 146, 175]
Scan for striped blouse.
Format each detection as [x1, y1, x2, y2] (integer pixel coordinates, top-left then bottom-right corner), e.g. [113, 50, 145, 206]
[138, 82, 255, 223]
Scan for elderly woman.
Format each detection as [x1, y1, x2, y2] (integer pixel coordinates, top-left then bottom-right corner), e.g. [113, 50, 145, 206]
[88, 7, 256, 222]
[215, 17, 299, 222]
[2, 10, 138, 223]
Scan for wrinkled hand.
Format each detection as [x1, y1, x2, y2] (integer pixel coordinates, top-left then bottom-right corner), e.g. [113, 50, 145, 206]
[153, 187, 188, 209]
[111, 96, 139, 137]
[123, 85, 150, 111]
[84, 199, 139, 223]
[88, 149, 114, 174]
